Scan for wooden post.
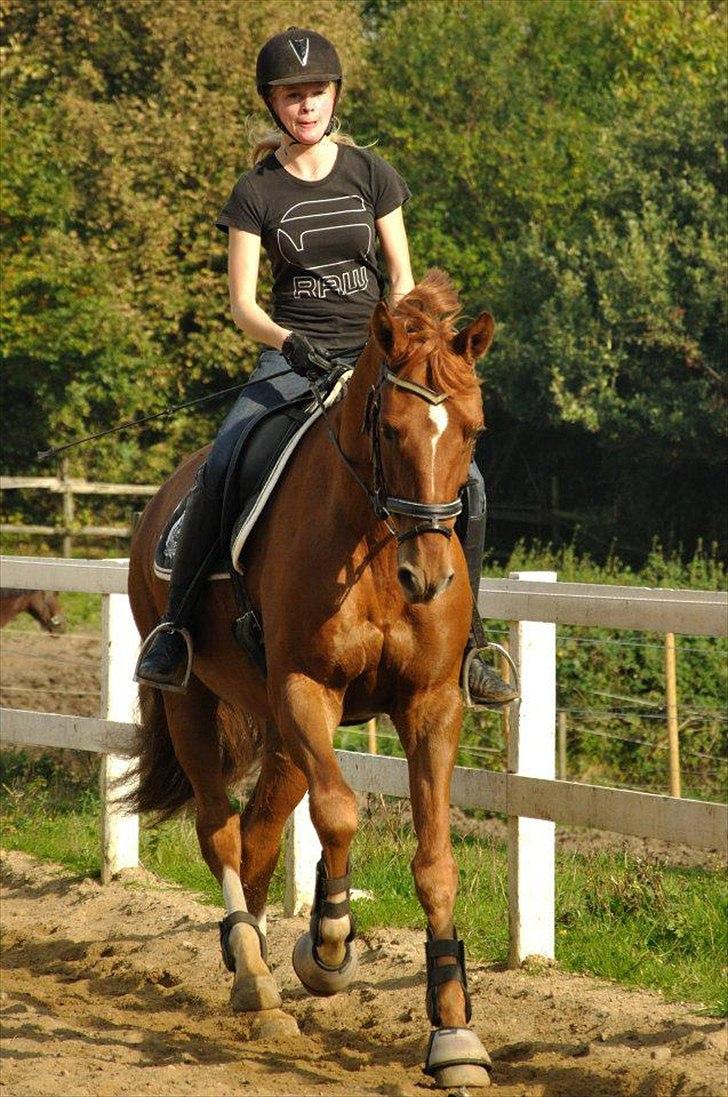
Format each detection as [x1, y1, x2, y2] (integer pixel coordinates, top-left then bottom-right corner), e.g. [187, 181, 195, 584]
[284, 793, 321, 916]
[60, 458, 74, 559]
[99, 590, 140, 882]
[367, 717, 378, 755]
[558, 711, 567, 780]
[665, 632, 681, 798]
[507, 570, 557, 967]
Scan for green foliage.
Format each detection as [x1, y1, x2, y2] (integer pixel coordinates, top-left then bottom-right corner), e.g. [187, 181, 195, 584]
[1, 0, 726, 554]
[355, 0, 727, 554]
[1, 0, 365, 480]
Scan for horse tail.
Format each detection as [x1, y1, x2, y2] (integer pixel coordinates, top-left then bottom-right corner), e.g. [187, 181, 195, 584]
[122, 685, 264, 822]
[124, 685, 192, 820]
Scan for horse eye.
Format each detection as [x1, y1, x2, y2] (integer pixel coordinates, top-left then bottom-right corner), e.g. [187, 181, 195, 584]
[382, 422, 399, 443]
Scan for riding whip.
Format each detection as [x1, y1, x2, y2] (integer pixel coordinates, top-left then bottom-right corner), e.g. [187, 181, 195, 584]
[35, 371, 294, 461]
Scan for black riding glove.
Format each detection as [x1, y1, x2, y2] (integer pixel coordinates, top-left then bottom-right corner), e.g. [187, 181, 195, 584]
[281, 332, 331, 380]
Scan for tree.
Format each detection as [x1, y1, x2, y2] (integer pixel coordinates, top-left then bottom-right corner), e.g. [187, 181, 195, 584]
[353, 0, 727, 554]
[1, 0, 365, 479]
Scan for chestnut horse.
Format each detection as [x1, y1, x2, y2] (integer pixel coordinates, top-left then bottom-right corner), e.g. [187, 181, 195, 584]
[0, 589, 65, 633]
[127, 271, 494, 1087]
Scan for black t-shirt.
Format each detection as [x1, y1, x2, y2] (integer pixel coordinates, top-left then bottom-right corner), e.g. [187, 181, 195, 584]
[216, 145, 411, 351]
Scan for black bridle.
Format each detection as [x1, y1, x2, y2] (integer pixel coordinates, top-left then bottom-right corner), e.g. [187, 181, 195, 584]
[313, 358, 463, 545]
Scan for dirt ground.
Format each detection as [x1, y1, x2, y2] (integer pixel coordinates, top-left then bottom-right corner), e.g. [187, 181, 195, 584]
[0, 849, 726, 1097]
[2, 627, 727, 1095]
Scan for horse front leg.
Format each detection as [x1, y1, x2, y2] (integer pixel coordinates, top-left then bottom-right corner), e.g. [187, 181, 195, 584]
[397, 687, 492, 1089]
[273, 673, 359, 995]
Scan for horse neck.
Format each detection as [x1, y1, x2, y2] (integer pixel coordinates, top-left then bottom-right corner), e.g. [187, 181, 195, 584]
[321, 341, 382, 538]
[338, 340, 381, 461]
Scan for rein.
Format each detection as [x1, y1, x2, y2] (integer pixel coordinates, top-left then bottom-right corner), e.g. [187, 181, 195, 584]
[313, 356, 462, 545]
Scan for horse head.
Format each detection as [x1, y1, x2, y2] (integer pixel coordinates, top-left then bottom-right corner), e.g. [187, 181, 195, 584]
[367, 270, 493, 604]
[29, 590, 66, 634]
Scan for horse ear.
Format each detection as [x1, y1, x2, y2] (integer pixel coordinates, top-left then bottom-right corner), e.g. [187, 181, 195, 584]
[452, 312, 495, 364]
[370, 300, 407, 361]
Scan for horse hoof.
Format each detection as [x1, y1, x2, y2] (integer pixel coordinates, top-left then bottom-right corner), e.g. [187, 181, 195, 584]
[433, 1063, 491, 1088]
[292, 931, 358, 997]
[425, 1028, 492, 1089]
[230, 974, 282, 1013]
[248, 1008, 300, 1041]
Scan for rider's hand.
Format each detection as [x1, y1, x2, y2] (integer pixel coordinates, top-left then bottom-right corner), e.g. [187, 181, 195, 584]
[281, 332, 331, 380]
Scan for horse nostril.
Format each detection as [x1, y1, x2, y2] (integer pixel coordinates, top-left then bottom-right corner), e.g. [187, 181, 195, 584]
[398, 565, 423, 600]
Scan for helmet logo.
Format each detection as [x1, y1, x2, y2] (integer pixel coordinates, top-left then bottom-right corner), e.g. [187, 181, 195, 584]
[288, 37, 310, 67]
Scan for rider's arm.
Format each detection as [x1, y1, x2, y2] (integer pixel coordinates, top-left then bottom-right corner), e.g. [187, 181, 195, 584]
[227, 227, 292, 350]
[376, 206, 415, 306]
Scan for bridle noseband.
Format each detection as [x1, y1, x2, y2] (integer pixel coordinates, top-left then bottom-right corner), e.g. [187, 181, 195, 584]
[313, 357, 463, 545]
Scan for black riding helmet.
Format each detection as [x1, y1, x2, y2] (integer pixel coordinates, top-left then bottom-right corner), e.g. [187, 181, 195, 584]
[256, 27, 342, 144]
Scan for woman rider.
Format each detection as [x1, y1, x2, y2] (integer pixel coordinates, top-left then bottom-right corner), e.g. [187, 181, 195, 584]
[135, 27, 516, 709]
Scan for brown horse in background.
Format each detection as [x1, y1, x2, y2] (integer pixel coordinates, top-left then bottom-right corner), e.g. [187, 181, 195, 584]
[0, 589, 65, 633]
[127, 271, 495, 1087]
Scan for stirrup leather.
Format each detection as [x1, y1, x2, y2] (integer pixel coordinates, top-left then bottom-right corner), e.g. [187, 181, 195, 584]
[425, 928, 472, 1028]
[134, 621, 193, 693]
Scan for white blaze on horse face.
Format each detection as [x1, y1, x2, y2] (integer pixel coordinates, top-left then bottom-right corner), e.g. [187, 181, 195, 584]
[428, 404, 449, 493]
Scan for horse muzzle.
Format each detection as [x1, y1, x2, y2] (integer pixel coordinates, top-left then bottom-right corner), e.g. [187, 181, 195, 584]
[397, 551, 456, 604]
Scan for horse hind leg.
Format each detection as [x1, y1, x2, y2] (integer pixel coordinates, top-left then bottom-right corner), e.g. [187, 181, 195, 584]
[238, 724, 308, 928]
[162, 685, 297, 1035]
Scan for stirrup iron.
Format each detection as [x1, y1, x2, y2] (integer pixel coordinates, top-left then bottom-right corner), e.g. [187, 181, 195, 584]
[461, 639, 520, 711]
[134, 621, 193, 693]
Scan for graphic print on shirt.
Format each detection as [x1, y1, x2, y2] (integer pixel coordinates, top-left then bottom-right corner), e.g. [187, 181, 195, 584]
[277, 196, 372, 299]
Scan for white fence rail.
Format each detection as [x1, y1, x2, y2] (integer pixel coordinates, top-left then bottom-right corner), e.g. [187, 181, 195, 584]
[1, 555, 726, 967]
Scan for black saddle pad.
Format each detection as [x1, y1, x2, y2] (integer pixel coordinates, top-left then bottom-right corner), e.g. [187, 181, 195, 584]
[153, 367, 352, 580]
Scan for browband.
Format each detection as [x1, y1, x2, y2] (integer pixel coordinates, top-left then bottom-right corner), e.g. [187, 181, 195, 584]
[383, 367, 449, 405]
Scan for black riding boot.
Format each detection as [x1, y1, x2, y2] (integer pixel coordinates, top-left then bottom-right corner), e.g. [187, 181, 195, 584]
[457, 475, 518, 709]
[134, 472, 221, 692]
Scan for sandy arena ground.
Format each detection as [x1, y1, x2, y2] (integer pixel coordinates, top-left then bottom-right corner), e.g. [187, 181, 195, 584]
[1, 849, 726, 1097]
[1, 628, 726, 1095]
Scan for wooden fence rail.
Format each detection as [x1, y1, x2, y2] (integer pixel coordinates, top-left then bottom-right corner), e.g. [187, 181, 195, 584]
[1, 467, 157, 554]
[0, 555, 726, 967]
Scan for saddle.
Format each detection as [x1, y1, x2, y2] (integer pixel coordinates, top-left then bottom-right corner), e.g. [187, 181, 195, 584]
[153, 365, 352, 583]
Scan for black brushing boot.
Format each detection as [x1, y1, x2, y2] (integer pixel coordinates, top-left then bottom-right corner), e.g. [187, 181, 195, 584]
[134, 472, 221, 692]
[457, 474, 518, 710]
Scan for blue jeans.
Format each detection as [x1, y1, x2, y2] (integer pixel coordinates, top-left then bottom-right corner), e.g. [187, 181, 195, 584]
[202, 348, 360, 496]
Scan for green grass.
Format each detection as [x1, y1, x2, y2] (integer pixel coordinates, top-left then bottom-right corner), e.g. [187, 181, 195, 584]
[2, 751, 725, 1016]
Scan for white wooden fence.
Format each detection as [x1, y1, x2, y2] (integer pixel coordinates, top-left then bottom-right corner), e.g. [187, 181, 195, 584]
[1, 555, 726, 966]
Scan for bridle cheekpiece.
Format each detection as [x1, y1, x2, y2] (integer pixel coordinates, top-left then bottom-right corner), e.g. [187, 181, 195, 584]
[365, 360, 463, 544]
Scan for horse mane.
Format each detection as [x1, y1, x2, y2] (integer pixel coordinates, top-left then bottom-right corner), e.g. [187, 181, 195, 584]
[392, 270, 480, 394]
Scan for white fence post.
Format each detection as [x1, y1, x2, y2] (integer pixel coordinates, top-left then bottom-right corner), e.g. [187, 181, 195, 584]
[284, 792, 321, 916]
[99, 589, 140, 883]
[507, 570, 557, 966]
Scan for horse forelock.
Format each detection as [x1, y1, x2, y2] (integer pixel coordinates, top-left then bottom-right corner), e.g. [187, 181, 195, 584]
[392, 270, 481, 398]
